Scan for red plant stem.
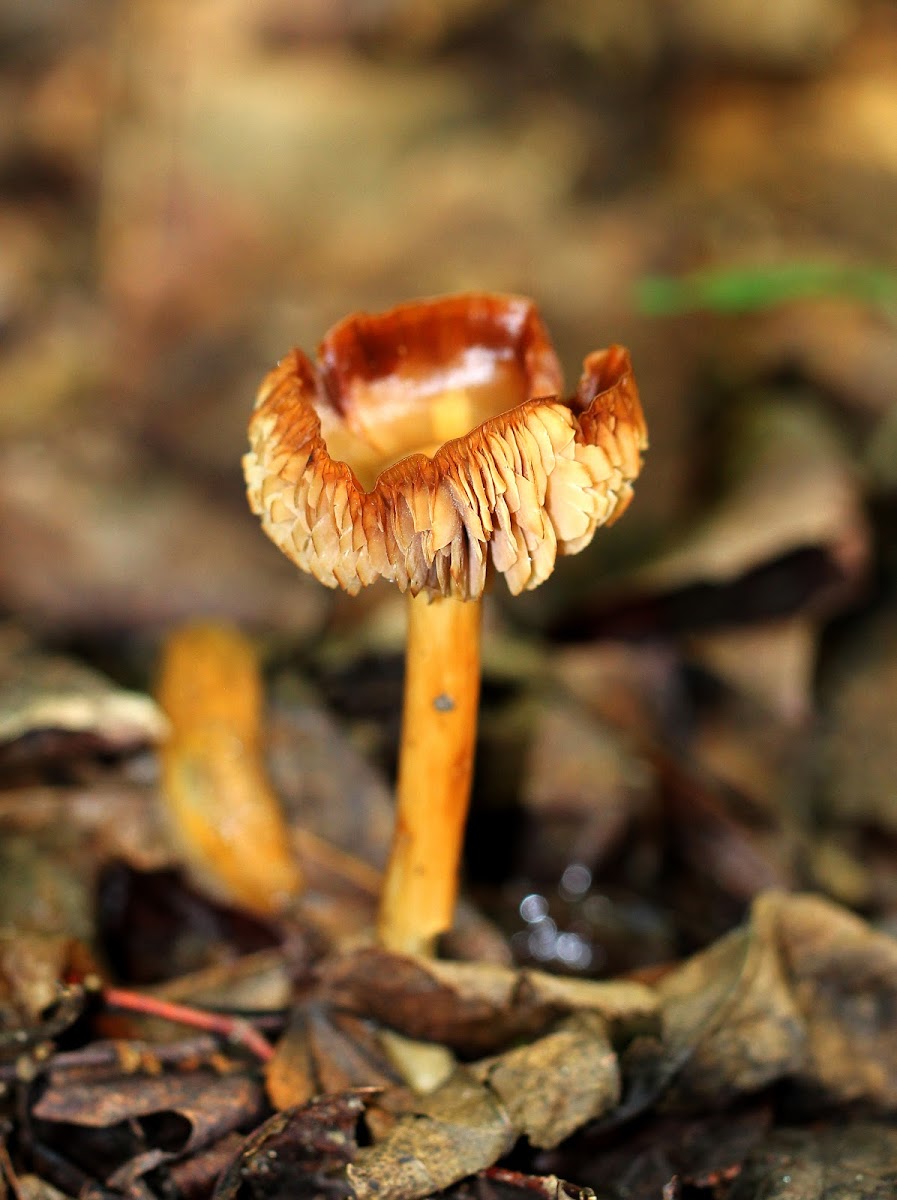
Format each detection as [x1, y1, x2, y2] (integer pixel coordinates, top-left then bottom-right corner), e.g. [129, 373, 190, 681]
[102, 987, 274, 1062]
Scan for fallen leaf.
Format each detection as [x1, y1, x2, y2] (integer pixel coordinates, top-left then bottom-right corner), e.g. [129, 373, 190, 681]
[213, 1091, 368, 1200]
[659, 891, 897, 1110]
[471, 1012, 619, 1149]
[634, 396, 868, 604]
[348, 1070, 514, 1200]
[266, 1005, 404, 1111]
[320, 949, 658, 1055]
[818, 608, 897, 834]
[727, 1122, 897, 1200]
[34, 1069, 265, 1186]
[0, 630, 166, 755]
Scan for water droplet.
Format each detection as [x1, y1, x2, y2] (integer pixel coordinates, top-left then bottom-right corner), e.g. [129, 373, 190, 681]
[559, 862, 592, 900]
[555, 931, 589, 965]
[519, 892, 549, 923]
[528, 918, 558, 961]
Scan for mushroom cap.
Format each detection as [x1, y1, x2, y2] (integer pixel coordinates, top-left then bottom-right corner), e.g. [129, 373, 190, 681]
[243, 293, 647, 600]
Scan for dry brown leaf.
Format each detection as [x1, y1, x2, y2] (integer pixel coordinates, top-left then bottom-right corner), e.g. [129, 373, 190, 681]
[818, 609, 897, 833]
[471, 1012, 619, 1150]
[348, 1070, 515, 1200]
[321, 948, 658, 1055]
[266, 1006, 404, 1111]
[659, 891, 897, 1110]
[728, 1123, 897, 1200]
[0, 435, 326, 634]
[349, 1010, 621, 1198]
[0, 630, 166, 753]
[34, 1069, 266, 1187]
[634, 397, 868, 600]
[214, 1091, 368, 1200]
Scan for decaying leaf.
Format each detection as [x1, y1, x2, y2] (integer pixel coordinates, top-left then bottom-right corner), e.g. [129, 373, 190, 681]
[33, 1068, 266, 1186]
[728, 1122, 897, 1200]
[471, 1012, 619, 1150]
[818, 608, 897, 834]
[214, 1090, 368, 1200]
[349, 1070, 515, 1200]
[659, 890, 897, 1110]
[632, 395, 869, 614]
[267, 675, 395, 871]
[350, 1008, 620, 1200]
[320, 948, 658, 1055]
[266, 1005, 404, 1111]
[0, 630, 166, 757]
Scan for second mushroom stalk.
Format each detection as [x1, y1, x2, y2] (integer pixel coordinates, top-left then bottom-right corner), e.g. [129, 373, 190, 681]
[244, 293, 647, 956]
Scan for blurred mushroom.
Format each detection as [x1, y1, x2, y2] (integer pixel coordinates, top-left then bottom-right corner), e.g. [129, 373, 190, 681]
[244, 293, 646, 954]
[157, 621, 303, 917]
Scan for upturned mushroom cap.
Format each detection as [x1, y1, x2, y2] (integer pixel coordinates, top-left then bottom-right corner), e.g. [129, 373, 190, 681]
[243, 293, 647, 600]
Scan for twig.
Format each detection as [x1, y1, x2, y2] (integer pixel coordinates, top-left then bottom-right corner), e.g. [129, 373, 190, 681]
[102, 987, 274, 1062]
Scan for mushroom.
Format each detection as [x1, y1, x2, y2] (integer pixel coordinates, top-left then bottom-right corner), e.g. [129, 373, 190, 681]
[244, 293, 646, 955]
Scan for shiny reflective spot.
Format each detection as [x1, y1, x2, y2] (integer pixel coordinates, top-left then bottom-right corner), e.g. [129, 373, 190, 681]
[559, 862, 592, 900]
[519, 892, 549, 923]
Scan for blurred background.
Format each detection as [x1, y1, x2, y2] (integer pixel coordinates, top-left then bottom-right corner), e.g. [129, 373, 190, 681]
[2, 0, 897, 972]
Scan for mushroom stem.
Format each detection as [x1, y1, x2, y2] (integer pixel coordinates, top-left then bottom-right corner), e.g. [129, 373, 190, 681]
[377, 590, 482, 956]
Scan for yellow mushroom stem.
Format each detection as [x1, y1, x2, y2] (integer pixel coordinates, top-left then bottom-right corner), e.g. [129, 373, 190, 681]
[377, 590, 483, 956]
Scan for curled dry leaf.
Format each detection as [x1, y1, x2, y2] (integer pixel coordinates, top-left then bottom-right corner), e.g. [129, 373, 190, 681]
[349, 1070, 515, 1200]
[156, 622, 303, 917]
[266, 1005, 405, 1112]
[34, 1069, 266, 1187]
[658, 891, 897, 1110]
[320, 948, 658, 1056]
[351, 1013, 619, 1200]
[0, 631, 166, 755]
[470, 1012, 619, 1150]
[214, 1091, 369, 1200]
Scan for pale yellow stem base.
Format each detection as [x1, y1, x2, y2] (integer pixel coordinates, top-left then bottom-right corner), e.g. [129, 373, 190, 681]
[377, 591, 482, 956]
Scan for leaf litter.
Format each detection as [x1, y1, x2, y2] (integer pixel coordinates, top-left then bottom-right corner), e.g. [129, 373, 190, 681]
[3, 2, 897, 1197]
